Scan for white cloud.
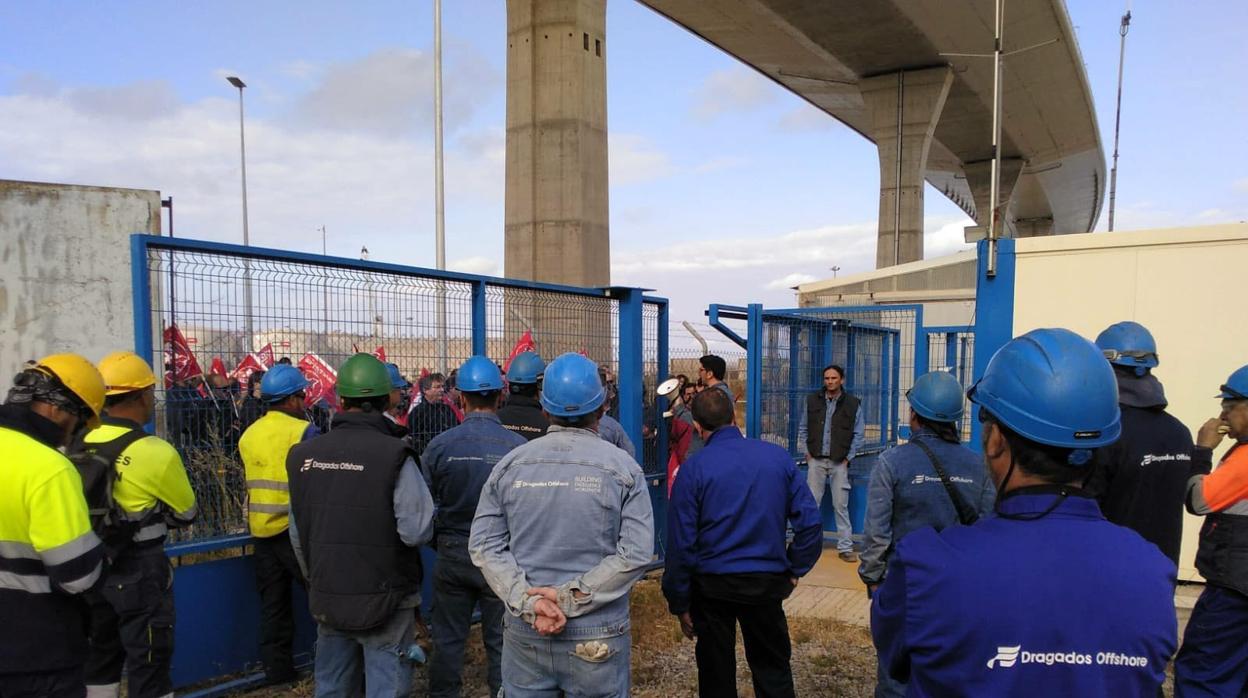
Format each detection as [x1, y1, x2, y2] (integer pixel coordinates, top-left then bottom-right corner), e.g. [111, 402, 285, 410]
[449, 256, 499, 276]
[692, 67, 776, 121]
[765, 272, 818, 290]
[609, 133, 674, 186]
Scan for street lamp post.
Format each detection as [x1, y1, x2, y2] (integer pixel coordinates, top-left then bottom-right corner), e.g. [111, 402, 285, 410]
[226, 76, 254, 348]
[433, 0, 449, 369]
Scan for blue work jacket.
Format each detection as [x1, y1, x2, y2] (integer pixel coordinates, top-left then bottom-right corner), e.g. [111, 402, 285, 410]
[872, 490, 1177, 697]
[421, 411, 526, 541]
[662, 426, 823, 614]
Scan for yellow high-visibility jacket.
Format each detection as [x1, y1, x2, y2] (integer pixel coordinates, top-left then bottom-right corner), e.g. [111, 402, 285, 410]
[0, 416, 105, 673]
[239, 410, 312, 538]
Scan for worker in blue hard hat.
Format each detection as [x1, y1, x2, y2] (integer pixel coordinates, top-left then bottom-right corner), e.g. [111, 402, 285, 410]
[1174, 364, 1248, 696]
[872, 329, 1176, 696]
[470, 352, 654, 696]
[383, 362, 412, 431]
[859, 370, 994, 698]
[422, 356, 524, 698]
[1086, 321, 1195, 565]
[498, 351, 548, 441]
[237, 363, 320, 686]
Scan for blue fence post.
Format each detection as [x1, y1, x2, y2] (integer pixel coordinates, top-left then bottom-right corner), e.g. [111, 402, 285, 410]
[470, 279, 488, 356]
[970, 238, 1017, 449]
[131, 234, 154, 360]
[615, 287, 644, 459]
[912, 304, 928, 383]
[745, 304, 764, 438]
[787, 327, 803, 453]
[891, 332, 902, 443]
[945, 332, 958, 371]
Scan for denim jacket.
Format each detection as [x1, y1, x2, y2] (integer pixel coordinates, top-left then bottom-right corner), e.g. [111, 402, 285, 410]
[859, 429, 995, 585]
[469, 425, 655, 638]
[421, 411, 526, 542]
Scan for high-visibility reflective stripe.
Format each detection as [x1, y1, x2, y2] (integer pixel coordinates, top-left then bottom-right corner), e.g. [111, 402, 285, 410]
[121, 506, 159, 522]
[134, 522, 168, 542]
[250, 503, 290, 515]
[247, 479, 290, 492]
[0, 541, 39, 560]
[39, 530, 102, 566]
[60, 564, 102, 594]
[173, 503, 199, 521]
[0, 570, 52, 594]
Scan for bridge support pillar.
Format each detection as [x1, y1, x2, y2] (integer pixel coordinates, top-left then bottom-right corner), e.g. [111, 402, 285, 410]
[965, 158, 1024, 237]
[861, 66, 954, 269]
[504, 0, 609, 288]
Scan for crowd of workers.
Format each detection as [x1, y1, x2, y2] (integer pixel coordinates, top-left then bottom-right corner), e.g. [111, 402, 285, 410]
[1, 319, 1247, 697]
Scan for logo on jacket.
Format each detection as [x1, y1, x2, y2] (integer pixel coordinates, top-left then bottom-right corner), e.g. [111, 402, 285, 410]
[911, 474, 973, 485]
[986, 646, 1021, 668]
[300, 458, 365, 473]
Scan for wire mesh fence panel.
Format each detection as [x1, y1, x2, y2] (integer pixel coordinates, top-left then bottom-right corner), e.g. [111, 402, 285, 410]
[136, 239, 665, 545]
[924, 327, 977, 440]
[640, 302, 662, 476]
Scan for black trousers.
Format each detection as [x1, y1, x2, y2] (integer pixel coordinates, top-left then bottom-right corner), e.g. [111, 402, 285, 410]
[0, 667, 84, 698]
[254, 530, 306, 681]
[429, 540, 504, 698]
[690, 574, 796, 698]
[84, 546, 175, 698]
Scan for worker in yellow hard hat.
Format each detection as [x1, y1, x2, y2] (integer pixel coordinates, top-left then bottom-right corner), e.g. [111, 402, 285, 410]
[0, 354, 106, 696]
[79, 351, 197, 698]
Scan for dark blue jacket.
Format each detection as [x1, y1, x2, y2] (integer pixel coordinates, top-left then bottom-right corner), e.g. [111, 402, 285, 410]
[662, 426, 822, 614]
[421, 411, 526, 541]
[872, 491, 1177, 697]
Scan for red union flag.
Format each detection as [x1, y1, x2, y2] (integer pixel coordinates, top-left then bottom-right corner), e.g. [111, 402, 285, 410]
[162, 323, 203, 387]
[373, 346, 387, 363]
[256, 343, 276, 368]
[299, 353, 338, 408]
[209, 357, 228, 379]
[503, 330, 537, 372]
[231, 353, 267, 389]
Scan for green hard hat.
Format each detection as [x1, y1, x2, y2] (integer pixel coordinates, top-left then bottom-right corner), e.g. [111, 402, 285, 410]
[336, 353, 392, 398]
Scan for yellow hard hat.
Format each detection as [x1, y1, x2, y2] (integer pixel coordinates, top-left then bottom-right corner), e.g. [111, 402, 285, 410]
[34, 353, 106, 424]
[99, 351, 157, 395]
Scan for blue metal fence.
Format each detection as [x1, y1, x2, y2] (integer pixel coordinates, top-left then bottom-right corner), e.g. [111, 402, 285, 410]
[130, 234, 668, 692]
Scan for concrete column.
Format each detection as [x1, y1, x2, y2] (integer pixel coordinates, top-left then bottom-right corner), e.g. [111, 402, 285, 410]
[504, 0, 609, 288]
[860, 67, 954, 268]
[964, 158, 1024, 237]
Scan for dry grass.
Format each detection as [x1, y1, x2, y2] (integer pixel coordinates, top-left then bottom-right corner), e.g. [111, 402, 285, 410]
[238, 575, 877, 697]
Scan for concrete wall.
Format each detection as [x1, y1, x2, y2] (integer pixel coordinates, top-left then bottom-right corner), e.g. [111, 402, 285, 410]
[1011, 222, 1248, 580]
[0, 180, 160, 378]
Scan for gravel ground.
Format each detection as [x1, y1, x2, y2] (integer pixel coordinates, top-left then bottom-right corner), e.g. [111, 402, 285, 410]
[238, 576, 878, 697]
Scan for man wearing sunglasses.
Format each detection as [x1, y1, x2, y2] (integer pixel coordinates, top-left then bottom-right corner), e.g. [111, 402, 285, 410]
[238, 364, 321, 686]
[1174, 365, 1248, 696]
[1087, 321, 1195, 565]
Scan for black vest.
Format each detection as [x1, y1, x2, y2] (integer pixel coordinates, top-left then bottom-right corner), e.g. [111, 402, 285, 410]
[1195, 443, 1248, 597]
[498, 394, 549, 442]
[805, 391, 861, 462]
[287, 411, 421, 631]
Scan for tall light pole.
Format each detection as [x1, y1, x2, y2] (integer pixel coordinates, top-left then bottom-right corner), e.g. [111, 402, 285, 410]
[433, 0, 449, 368]
[226, 75, 254, 348]
[1107, 10, 1132, 232]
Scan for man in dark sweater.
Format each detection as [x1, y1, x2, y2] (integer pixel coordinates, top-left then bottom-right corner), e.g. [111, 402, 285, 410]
[664, 388, 823, 698]
[1088, 321, 1195, 564]
[408, 372, 459, 457]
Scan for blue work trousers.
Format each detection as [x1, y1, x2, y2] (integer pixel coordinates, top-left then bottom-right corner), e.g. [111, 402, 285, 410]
[501, 619, 631, 697]
[314, 607, 416, 698]
[1175, 585, 1248, 697]
[430, 544, 504, 698]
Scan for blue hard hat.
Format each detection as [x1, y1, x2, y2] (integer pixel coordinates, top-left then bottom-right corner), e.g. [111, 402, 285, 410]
[1095, 321, 1159, 370]
[458, 355, 505, 393]
[507, 351, 545, 385]
[908, 371, 965, 423]
[1217, 365, 1248, 400]
[539, 353, 604, 417]
[260, 364, 310, 402]
[968, 328, 1121, 450]
[385, 363, 410, 390]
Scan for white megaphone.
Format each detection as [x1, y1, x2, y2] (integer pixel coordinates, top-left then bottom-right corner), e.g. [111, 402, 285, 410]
[656, 378, 681, 418]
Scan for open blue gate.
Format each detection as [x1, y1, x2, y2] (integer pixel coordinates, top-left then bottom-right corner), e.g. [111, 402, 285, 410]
[706, 302, 974, 540]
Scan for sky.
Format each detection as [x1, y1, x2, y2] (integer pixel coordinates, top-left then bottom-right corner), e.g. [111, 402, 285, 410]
[2, 1, 1246, 331]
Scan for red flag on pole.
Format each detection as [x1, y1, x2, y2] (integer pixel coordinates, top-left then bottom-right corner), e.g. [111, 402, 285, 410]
[256, 343, 276, 368]
[210, 357, 228, 379]
[231, 353, 266, 390]
[503, 330, 537, 372]
[162, 323, 204, 387]
[373, 346, 387, 363]
[299, 353, 339, 408]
